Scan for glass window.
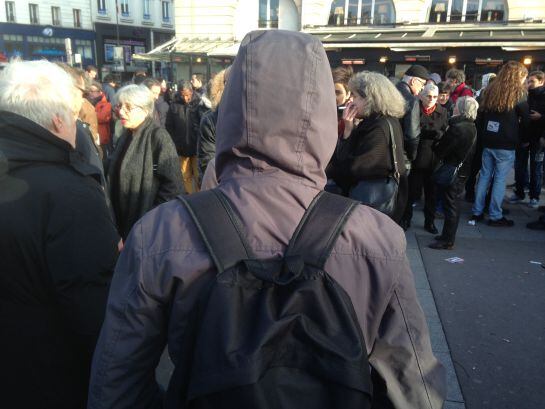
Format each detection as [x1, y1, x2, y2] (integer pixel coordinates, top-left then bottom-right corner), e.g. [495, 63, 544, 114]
[328, 0, 345, 26]
[51, 6, 61, 26]
[465, 0, 479, 21]
[120, 0, 129, 16]
[328, 0, 395, 26]
[450, 0, 463, 22]
[98, 0, 106, 14]
[360, 0, 372, 24]
[29, 4, 39, 24]
[430, 0, 448, 23]
[143, 0, 151, 19]
[162, 1, 170, 21]
[73, 9, 81, 28]
[481, 0, 505, 21]
[5, 1, 16, 23]
[258, 0, 279, 28]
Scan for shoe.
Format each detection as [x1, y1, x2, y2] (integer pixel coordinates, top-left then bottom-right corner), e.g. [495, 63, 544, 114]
[488, 217, 514, 227]
[425, 222, 439, 235]
[435, 234, 447, 241]
[469, 214, 484, 222]
[429, 240, 454, 250]
[528, 199, 539, 209]
[527, 219, 545, 230]
[399, 219, 411, 231]
[507, 194, 524, 204]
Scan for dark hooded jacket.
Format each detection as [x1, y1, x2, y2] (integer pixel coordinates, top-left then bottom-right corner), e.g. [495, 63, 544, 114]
[88, 30, 446, 409]
[523, 85, 545, 149]
[165, 93, 209, 156]
[197, 108, 218, 179]
[106, 116, 183, 240]
[0, 111, 119, 409]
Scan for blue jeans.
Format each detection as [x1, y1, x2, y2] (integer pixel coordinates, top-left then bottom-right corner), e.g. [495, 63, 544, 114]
[515, 145, 544, 200]
[472, 148, 515, 220]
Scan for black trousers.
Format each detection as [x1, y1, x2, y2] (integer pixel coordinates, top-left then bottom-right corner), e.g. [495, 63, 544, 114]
[404, 168, 437, 224]
[440, 176, 465, 243]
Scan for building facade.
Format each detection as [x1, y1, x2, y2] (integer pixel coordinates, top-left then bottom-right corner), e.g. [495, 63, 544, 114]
[0, 0, 95, 66]
[158, 0, 545, 85]
[0, 0, 175, 80]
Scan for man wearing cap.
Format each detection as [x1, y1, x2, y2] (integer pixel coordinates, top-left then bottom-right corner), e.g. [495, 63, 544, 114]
[397, 65, 429, 230]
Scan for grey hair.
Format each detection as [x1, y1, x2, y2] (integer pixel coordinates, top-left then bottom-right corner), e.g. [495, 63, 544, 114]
[446, 68, 465, 84]
[456, 96, 479, 121]
[0, 59, 78, 130]
[115, 84, 155, 117]
[421, 83, 439, 96]
[179, 80, 193, 92]
[349, 71, 406, 118]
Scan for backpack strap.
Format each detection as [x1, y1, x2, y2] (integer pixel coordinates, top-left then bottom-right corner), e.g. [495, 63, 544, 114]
[285, 191, 358, 269]
[177, 189, 253, 273]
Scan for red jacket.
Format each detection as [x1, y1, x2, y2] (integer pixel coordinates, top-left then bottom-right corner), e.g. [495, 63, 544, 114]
[95, 94, 112, 145]
[449, 82, 474, 104]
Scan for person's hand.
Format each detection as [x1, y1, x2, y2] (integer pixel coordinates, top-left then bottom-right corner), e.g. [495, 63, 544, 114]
[118, 239, 124, 252]
[530, 110, 542, 120]
[342, 101, 358, 139]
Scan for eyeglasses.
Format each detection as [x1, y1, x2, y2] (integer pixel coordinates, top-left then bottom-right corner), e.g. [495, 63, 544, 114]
[116, 103, 143, 113]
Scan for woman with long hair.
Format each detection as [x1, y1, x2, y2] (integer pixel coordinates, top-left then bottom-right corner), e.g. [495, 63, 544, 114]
[470, 61, 530, 227]
[329, 71, 407, 222]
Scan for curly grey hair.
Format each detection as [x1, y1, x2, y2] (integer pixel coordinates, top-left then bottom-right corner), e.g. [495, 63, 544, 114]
[456, 96, 479, 121]
[348, 71, 406, 118]
[446, 68, 465, 85]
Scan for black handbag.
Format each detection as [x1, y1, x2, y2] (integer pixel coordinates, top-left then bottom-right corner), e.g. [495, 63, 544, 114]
[431, 162, 461, 187]
[349, 118, 400, 217]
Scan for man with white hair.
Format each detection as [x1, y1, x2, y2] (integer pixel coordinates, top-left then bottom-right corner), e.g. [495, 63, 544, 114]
[0, 60, 119, 409]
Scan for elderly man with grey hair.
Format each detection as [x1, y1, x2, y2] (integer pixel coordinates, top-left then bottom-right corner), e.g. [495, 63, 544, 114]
[0, 59, 120, 409]
[429, 96, 479, 250]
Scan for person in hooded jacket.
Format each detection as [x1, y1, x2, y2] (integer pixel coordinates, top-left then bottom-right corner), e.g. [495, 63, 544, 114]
[107, 84, 183, 240]
[0, 59, 119, 409]
[88, 30, 445, 409]
[166, 80, 209, 193]
[402, 83, 448, 233]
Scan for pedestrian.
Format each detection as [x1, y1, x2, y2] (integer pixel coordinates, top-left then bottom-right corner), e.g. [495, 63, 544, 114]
[445, 68, 474, 104]
[166, 80, 209, 193]
[396, 64, 430, 173]
[509, 70, 545, 208]
[402, 83, 448, 233]
[429, 96, 479, 249]
[0, 59, 119, 409]
[437, 81, 453, 116]
[87, 81, 112, 158]
[102, 73, 117, 103]
[328, 71, 408, 223]
[86, 64, 98, 80]
[197, 67, 230, 182]
[107, 84, 183, 239]
[470, 61, 530, 226]
[88, 30, 445, 409]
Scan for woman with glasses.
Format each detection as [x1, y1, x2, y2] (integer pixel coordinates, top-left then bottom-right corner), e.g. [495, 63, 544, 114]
[401, 83, 448, 234]
[107, 84, 183, 240]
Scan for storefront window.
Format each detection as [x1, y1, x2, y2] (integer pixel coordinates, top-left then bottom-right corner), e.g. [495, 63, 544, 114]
[259, 0, 279, 28]
[328, 0, 395, 26]
[428, 0, 507, 23]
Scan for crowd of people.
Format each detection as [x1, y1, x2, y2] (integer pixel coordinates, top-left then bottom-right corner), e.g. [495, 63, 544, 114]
[1, 28, 544, 409]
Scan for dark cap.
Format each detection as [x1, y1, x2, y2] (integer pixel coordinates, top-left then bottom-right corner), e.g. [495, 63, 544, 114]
[405, 65, 430, 81]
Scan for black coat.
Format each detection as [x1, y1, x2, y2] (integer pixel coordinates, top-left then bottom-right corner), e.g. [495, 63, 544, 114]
[165, 94, 209, 156]
[107, 117, 183, 239]
[412, 104, 448, 170]
[197, 109, 218, 179]
[477, 99, 530, 151]
[396, 81, 420, 162]
[0, 111, 119, 409]
[433, 115, 477, 178]
[524, 85, 545, 149]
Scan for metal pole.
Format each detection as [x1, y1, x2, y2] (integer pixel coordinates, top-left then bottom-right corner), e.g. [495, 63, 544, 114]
[115, 0, 120, 46]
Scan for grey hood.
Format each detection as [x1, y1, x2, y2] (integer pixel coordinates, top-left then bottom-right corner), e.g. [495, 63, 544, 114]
[215, 30, 337, 189]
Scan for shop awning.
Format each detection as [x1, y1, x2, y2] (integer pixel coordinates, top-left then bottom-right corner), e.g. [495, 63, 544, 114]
[133, 36, 239, 62]
[304, 23, 545, 52]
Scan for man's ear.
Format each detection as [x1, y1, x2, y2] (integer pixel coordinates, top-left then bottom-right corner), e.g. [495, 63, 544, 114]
[51, 115, 63, 133]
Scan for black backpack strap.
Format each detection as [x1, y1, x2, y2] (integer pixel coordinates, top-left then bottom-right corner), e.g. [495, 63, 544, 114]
[285, 191, 358, 269]
[177, 189, 253, 273]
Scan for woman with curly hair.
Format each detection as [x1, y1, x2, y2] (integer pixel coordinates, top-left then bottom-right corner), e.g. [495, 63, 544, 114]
[470, 61, 530, 227]
[329, 71, 407, 222]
